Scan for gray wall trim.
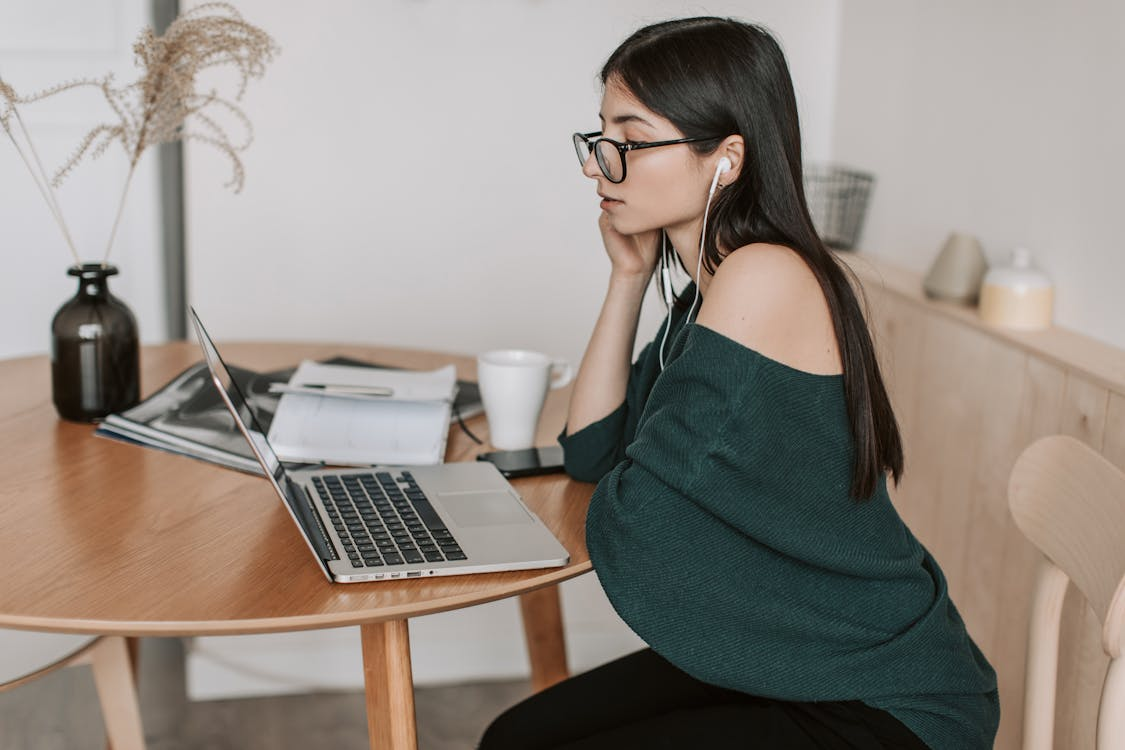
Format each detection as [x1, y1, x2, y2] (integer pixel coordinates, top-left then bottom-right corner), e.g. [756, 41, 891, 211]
[153, 0, 186, 340]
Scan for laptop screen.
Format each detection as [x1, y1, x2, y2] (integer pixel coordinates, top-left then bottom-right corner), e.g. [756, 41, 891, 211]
[188, 309, 309, 533]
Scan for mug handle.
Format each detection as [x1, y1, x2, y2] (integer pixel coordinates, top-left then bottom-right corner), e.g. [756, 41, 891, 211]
[549, 360, 574, 389]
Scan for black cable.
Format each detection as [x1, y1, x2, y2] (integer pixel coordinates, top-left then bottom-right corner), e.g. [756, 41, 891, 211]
[452, 402, 483, 445]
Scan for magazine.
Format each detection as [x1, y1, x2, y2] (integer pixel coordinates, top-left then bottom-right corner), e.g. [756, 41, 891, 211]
[96, 357, 483, 475]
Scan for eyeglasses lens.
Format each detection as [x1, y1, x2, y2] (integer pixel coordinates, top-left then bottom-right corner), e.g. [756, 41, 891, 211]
[573, 134, 625, 182]
[573, 133, 591, 166]
[594, 140, 624, 182]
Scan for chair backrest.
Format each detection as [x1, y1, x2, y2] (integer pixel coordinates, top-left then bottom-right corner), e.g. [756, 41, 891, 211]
[0, 630, 98, 688]
[1008, 435, 1125, 750]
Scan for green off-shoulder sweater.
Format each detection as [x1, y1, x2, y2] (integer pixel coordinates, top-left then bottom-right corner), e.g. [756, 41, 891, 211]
[559, 289, 1000, 750]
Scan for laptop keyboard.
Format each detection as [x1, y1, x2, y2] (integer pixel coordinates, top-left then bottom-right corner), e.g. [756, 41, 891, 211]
[311, 471, 467, 569]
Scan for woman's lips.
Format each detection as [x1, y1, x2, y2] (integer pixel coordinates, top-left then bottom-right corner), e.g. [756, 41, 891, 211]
[599, 195, 622, 210]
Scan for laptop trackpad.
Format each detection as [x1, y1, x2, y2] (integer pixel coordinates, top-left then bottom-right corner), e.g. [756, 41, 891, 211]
[440, 491, 532, 527]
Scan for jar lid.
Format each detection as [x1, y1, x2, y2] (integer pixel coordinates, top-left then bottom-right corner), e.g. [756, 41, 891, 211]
[982, 248, 1051, 291]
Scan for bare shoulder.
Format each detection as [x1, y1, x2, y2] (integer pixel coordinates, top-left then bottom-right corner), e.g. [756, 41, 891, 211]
[696, 243, 842, 375]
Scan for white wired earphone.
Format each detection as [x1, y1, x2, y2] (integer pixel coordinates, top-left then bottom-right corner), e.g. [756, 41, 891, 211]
[658, 155, 732, 370]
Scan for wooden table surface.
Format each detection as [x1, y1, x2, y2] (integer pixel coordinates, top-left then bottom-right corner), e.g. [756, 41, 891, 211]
[0, 340, 592, 635]
[0, 341, 594, 748]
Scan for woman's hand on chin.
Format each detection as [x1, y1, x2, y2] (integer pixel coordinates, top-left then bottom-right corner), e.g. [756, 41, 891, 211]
[599, 212, 661, 281]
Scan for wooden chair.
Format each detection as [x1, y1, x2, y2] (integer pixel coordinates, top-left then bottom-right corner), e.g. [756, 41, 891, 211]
[0, 631, 145, 749]
[1008, 435, 1125, 750]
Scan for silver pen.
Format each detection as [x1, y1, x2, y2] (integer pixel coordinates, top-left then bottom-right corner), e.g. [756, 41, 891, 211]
[268, 383, 394, 398]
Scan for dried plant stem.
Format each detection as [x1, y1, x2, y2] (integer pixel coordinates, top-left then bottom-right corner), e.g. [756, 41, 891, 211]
[3, 4, 277, 266]
[103, 71, 159, 264]
[1, 94, 82, 266]
[15, 110, 82, 266]
[102, 162, 136, 264]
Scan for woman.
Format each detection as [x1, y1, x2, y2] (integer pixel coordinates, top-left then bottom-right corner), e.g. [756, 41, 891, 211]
[481, 17, 998, 750]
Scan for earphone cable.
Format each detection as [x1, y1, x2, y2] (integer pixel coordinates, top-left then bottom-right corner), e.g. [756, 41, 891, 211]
[686, 169, 722, 326]
[658, 231, 673, 370]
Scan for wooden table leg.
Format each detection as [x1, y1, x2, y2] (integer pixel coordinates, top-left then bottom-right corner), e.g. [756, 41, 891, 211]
[519, 585, 569, 692]
[360, 620, 418, 750]
[92, 636, 145, 750]
[105, 636, 143, 750]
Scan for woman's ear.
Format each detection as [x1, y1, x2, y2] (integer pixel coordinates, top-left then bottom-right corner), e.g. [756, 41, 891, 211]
[717, 135, 745, 186]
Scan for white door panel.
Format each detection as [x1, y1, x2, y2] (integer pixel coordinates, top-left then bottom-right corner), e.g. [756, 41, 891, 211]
[0, 0, 166, 359]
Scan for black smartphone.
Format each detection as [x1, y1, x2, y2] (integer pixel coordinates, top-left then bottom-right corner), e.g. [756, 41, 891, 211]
[476, 445, 566, 478]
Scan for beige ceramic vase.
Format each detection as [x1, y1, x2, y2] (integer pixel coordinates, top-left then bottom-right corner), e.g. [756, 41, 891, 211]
[923, 232, 989, 304]
[978, 248, 1053, 330]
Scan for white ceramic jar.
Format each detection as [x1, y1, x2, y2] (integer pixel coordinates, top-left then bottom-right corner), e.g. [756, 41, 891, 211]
[978, 248, 1053, 330]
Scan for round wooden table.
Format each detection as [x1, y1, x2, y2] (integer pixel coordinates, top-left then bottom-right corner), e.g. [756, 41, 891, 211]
[0, 341, 594, 749]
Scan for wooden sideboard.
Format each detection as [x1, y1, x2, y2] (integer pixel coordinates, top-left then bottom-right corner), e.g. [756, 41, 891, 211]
[842, 253, 1125, 750]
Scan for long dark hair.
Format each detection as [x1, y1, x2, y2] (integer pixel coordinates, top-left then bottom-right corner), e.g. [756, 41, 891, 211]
[602, 17, 902, 500]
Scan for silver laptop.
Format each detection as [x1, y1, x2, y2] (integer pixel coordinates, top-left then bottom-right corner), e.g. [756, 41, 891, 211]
[190, 308, 569, 583]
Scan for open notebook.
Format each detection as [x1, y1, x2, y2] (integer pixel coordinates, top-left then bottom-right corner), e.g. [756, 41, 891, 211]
[266, 360, 457, 466]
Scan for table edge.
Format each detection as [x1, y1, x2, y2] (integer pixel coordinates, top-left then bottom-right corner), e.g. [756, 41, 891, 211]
[0, 563, 594, 636]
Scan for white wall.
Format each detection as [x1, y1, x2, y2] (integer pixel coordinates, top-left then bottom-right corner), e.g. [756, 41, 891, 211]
[183, 0, 842, 697]
[832, 0, 1125, 350]
[184, 0, 840, 367]
[0, 0, 166, 359]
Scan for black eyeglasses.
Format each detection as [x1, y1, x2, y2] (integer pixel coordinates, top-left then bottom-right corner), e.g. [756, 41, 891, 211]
[572, 131, 722, 183]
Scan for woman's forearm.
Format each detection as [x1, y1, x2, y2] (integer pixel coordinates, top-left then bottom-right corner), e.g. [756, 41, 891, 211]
[566, 271, 651, 435]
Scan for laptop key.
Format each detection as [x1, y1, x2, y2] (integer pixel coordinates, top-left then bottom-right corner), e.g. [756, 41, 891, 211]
[383, 553, 403, 566]
[402, 550, 424, 564]
[411, 498, 447, 531]
[423, 551, 445, 562]
[444, 550, 467, 561]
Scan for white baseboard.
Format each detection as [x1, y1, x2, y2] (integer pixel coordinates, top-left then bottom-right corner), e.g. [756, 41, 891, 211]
[186, 576, 645, 701]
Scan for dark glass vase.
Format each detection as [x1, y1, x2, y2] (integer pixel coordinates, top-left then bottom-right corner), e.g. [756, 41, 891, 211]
[51, 264, 140, 422]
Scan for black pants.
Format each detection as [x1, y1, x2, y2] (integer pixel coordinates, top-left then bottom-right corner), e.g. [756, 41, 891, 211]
[479, 649, 930, 749]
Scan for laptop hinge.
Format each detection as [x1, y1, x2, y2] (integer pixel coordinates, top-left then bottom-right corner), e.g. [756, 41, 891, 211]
[287, 478, 337, 562]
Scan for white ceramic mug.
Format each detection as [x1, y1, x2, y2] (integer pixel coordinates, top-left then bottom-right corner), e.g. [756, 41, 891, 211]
[477, 350, 574, 450]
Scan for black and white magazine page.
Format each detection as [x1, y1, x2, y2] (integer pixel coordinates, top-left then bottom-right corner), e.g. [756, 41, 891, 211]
[97, 361, 293, 474]
[96, 356, 482, 472]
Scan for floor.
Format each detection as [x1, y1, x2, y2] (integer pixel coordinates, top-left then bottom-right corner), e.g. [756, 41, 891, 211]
[0, 638, 529, 749]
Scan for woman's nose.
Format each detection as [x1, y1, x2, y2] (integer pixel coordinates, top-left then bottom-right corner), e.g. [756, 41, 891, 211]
[581, 150, 602, 180]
